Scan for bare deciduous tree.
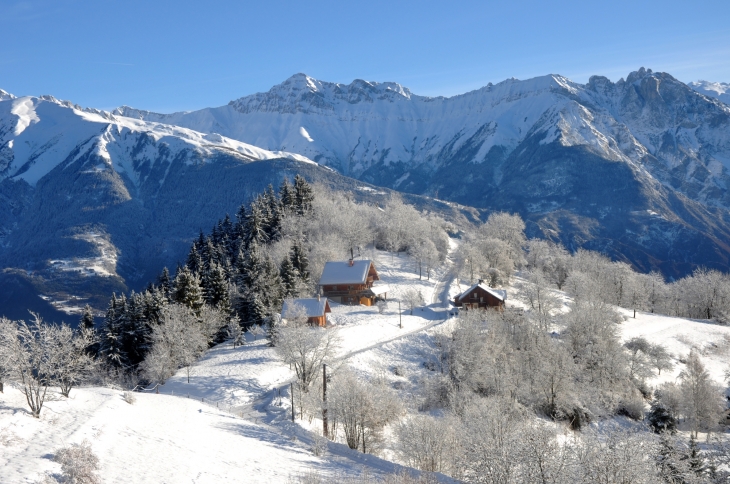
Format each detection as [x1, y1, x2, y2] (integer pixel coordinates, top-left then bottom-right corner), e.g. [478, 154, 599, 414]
[402, 289, 424, 315]
[275, 322, 339, 392]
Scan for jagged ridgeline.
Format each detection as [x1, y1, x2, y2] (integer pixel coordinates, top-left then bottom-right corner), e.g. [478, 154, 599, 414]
[97, 175, 452, 372]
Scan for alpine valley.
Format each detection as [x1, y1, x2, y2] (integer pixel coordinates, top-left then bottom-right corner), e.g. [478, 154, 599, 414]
[1, 67, 730, 319]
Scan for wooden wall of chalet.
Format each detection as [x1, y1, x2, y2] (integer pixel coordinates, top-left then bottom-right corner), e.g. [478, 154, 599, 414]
[308, 315, 327, 327]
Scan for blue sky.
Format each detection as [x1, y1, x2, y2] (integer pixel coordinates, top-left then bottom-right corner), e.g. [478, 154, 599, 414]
[1, 0, 728, 112]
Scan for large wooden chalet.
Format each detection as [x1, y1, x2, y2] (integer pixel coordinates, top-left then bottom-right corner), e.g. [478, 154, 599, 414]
[281, 297, 332, 327]
[318, 259, 388, 306]
[454, 281, 506, 311]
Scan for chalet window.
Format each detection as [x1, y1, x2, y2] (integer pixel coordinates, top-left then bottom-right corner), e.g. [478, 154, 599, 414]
[333, 286, 337, 291]
[480, 297, 483, 303]
[472, 293, 476, 299]
[348, 285, 353, 290]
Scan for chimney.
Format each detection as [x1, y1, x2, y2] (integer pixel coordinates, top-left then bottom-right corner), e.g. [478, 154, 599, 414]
[349, 259, 354, 267]
[478, 278, 484, 285]
[317, 293, 321, 301]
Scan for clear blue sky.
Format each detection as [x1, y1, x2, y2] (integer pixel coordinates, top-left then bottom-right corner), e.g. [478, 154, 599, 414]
[1, 0, 728, 112]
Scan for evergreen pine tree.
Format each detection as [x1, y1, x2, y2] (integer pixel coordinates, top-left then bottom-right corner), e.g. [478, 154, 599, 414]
[648, 396, 678, 434]
[173, 266, 205, 315]
[655, 432, 688, 484]
[79, 304, 95, 330]
[234, 203, 248, 244]
[244, 201, 269, 248]
[279, 178, 295, 213]
[280, 256, 299, 298]
[99, 294, 126, 370]
[186, 242, 203, 275]
[264, 184, 282, 241]
[290, 242, 310, 286]
[293, 174, 314, 216]
[203, 261, 231, 314]
[688, 434, 706, 477]
[157, 267, 172, 299]
[119, 292, 144, 367]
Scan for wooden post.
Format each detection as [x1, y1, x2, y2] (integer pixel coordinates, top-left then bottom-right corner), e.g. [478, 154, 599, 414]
[398, 300, 402, 329]
[322, 364, 328, 438]
[291, 382, 295, 422]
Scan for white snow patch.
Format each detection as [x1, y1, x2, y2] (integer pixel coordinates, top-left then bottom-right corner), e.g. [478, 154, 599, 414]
[299, 126, 314, 142]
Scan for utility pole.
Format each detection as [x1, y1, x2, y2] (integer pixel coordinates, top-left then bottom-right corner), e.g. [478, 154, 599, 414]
[398, 300, 402, 329]
[290, 382, 295, 422]
[322, 364, 328, 438]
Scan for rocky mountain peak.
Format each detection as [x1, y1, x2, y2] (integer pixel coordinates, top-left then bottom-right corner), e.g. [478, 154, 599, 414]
[0, 89, 15, 101]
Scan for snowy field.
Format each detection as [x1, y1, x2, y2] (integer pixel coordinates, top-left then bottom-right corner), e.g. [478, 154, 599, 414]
[2, 245, 729, 483]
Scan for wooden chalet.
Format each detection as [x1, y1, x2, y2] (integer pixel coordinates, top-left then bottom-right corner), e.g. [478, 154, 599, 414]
[318, 259, 388, 306]
[454, 281, 506, 311]
[281, 297, 332, 327]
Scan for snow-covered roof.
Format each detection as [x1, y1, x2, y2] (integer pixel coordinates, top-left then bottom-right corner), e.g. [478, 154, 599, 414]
[281, 298, 330, 318]
[456, 283, 507, 302]
[318, 260, 375, 285]
[367, 285, 390, 296]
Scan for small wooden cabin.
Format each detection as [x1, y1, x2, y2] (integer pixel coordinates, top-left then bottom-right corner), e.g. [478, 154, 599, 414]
[281, 297, 332, 327]
[318, 259, 384, 306]
[454, 281, 506, 311]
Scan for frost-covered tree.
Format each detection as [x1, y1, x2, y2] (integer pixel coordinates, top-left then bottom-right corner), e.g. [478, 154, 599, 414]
[141, 303, 208, 384]
[328, 368, 402, 453]
[79, 304, 96, 330]
[396, 414, 459, 474]
[274, 322, 338, 392]
[53, 325, 96, 397]
[402, 288, 425, 315]
[3, 314, 63, 417]
[678, 350, 724, 438]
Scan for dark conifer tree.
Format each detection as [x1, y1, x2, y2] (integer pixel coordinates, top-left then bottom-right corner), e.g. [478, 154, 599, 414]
[203, 261, 231, 314]
[99, 294, 126, 370]
[263, 184, 282, 240]
[234, 203, 248, 243]
[290, 242, 310, 286]
[280, 256, 299, 298]
[157, 267, 172, 299]
[120, 292, 150, 367]
[688, 434, 705, 477]
[293, 174, 314, 215]
[279, 178, 295, 213]
[245, 201, 269, 248]
[186, 242, 203, 275]
[173, 266, 205, 315]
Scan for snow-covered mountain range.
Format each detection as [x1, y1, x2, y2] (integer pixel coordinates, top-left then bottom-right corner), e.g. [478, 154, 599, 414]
[688, 80, 730, 105]
[115, 69, 730, 275]
[116, 69, 730, 209]
[0, 92, 467, 320]
[2, 67, 730, 319]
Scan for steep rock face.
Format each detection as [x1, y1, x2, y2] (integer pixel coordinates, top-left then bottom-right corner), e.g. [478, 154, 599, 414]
[116, 69, 730, 277]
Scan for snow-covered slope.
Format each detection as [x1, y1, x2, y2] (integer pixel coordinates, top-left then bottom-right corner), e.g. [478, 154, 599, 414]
[0, 94, 312, 186]
[688, 80, 730, 105]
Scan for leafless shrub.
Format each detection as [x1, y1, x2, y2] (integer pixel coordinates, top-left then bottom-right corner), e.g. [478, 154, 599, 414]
[310, 433, 329, 457]
[53, 440, 101, 484]
[122, 391, 136, 405]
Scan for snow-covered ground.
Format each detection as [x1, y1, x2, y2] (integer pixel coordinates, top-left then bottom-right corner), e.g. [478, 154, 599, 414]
[3, 246, 729, 483]
[0, 247, 458, 483]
